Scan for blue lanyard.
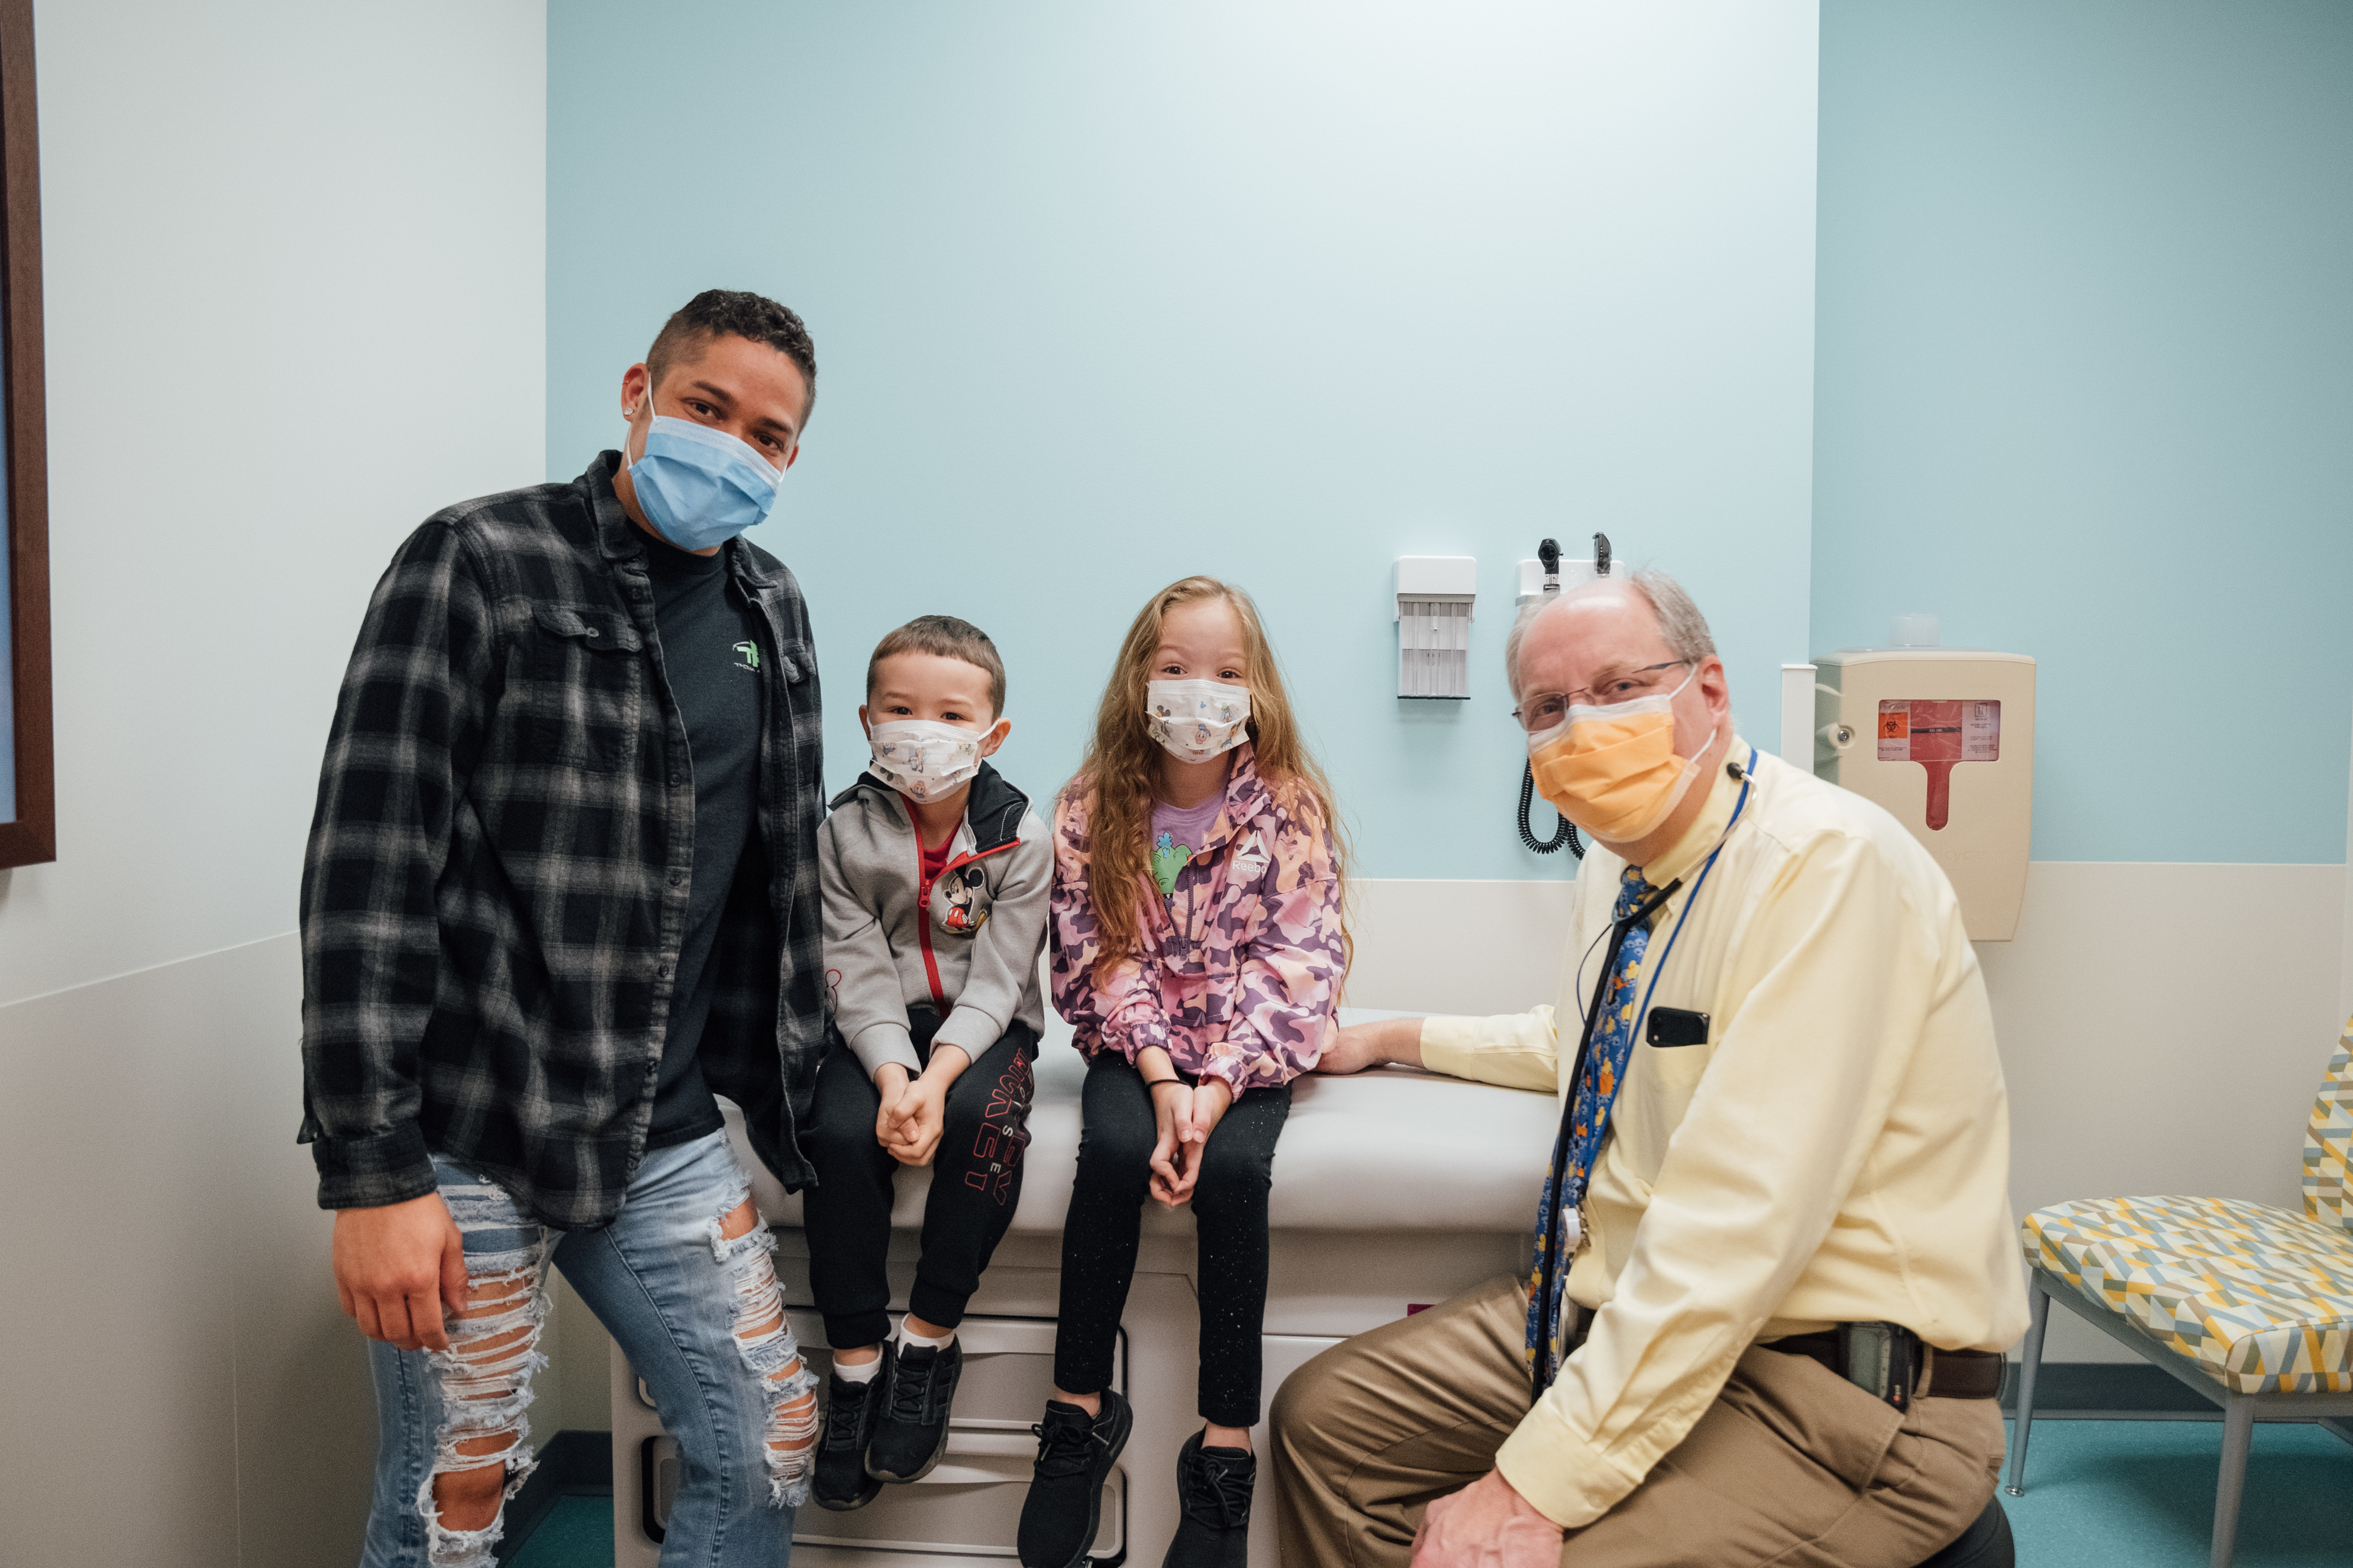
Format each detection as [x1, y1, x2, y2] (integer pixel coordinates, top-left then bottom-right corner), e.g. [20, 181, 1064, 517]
[1621, 743, 1755, 1048]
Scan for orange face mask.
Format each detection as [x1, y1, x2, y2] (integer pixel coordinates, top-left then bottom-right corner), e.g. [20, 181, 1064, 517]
[1525, 666, 1706, 843]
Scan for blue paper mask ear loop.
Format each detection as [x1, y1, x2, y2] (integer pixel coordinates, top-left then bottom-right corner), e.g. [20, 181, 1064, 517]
[624, 380, 652, 467]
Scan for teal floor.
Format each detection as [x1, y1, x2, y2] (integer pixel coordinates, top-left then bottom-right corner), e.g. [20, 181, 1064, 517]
[2002, 1420, 2352, 1567]
[506, 1495, 612, 1568]
[501, 1421, 2353, 1567]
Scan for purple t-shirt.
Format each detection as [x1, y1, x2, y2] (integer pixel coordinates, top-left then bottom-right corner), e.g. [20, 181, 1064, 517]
[1149, 796, 1224, 897]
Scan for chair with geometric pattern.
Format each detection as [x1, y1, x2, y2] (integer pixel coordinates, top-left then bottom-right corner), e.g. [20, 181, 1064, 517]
[2005, 1015, 2353, 1568]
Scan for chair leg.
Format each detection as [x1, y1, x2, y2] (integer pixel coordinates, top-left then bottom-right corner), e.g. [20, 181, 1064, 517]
[2209, 1396, 2253, 1568]
[2002, 1276, 2051, 1496]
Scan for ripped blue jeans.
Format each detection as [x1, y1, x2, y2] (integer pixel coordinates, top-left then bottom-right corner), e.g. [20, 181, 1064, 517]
[359, 1131, 818, 1567]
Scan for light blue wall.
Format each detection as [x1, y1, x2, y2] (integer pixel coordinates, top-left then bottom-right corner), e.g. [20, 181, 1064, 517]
[1813, 1, 2353, 864]
[547, 2, 1820, 880]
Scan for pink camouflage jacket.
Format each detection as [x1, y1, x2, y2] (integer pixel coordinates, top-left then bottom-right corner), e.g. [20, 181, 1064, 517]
[1050, 746, 1345, 1095]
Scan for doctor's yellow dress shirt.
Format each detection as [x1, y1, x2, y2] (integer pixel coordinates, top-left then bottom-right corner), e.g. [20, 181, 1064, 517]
[1418, 739, 2028, 1530]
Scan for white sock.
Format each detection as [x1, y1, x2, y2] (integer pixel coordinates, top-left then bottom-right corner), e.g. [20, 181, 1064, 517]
[834, 1351, 885, 1385]
[898, 1319, 956, 1352]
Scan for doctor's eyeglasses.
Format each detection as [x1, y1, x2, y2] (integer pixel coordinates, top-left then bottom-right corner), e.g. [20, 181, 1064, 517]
[1512, 660, 1689, 732]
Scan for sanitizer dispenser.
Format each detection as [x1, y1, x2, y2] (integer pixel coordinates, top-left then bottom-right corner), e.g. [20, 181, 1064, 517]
[1812, 622, 2035, 942]
[1396, 556, 1476, 699]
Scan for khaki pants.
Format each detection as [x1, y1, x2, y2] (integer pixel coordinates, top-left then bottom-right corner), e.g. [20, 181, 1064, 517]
[1270, 1276, 2002, 1568]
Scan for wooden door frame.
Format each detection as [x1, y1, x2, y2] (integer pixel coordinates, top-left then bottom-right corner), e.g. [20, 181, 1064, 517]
[0, 0, 48, 869]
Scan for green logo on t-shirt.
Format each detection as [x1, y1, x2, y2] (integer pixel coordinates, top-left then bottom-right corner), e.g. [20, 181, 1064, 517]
[732, 640, 760, 673]
[1151, 830, 1194, 897]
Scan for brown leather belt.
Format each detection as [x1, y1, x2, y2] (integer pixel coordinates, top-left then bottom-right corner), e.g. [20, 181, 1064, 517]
[1766, 1328, 2004, 1405]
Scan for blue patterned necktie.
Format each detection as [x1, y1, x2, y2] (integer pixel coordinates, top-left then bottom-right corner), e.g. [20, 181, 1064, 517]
[1526, 864, 1658, 1387]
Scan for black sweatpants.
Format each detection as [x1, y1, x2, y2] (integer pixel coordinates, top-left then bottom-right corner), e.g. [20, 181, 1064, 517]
[1053, 1052, 1292, 1428]
[802, 1012, 1038, 1349]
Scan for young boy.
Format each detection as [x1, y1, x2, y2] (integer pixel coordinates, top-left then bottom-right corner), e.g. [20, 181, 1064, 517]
[807, 614, 1053, 1510]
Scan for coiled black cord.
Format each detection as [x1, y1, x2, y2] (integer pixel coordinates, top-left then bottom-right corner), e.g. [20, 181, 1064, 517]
[1518, 760, 1583, 857]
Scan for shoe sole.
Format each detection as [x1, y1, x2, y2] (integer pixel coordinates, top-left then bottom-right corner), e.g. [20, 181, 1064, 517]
[867, 1440, 947, 1486]
[813, 1473, 885, 1512]
[1046, 1394, 1132, 1568]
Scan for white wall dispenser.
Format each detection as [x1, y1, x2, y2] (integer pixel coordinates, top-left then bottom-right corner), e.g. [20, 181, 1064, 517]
[1812, 615, 2035, 942]
[1396, 555, 1476, 699]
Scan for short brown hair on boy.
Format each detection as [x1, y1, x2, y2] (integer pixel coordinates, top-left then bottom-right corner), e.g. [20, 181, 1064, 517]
[865, 615, 1007, 719]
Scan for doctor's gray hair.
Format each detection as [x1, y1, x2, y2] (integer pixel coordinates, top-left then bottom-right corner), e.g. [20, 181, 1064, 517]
[1503, 567, 1718, 698]
[1634, 569, 1718, 666]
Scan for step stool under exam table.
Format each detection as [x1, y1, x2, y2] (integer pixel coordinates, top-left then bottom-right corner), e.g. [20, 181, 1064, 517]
[609, 1006, 1558, 1568]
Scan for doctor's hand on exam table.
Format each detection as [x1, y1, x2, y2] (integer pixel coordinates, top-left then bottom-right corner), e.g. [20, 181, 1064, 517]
[1313, 1014, 1426, 1075]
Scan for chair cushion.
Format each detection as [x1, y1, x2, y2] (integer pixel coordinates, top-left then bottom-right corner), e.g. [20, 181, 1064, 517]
[2023, 1194, 2353, 1394]
[2305, 1039, 2353, 1234]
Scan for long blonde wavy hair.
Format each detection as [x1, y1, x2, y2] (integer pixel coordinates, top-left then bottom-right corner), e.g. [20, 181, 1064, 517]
[1066, 576, 1351, 968]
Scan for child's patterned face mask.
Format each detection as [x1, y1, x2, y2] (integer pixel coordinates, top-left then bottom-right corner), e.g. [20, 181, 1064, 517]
[868, 719, 985, 803]
[1145, 679, 1251, 765]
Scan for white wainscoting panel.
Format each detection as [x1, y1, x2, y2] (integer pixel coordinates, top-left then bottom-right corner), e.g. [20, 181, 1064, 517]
[1342, 875, 1579, 1017]
[0, 933, 370, 1567]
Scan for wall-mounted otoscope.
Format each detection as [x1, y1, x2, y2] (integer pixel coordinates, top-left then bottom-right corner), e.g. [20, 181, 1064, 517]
[1516, 532, 1612, 858]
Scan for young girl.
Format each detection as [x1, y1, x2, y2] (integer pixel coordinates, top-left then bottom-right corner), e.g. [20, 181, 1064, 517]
[1016, 577, 1348, 1568]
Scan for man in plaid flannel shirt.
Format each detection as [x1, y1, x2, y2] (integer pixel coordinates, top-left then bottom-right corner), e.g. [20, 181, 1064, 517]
[301, 290, 830, 1564]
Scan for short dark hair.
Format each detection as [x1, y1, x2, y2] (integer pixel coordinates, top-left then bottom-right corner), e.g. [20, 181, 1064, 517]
[866, 615, 1007, 719]
[646, 289, 818, 426]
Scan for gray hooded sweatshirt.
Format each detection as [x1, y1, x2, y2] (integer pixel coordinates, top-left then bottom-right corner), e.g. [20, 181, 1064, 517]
[818, 762, 1052, 1078]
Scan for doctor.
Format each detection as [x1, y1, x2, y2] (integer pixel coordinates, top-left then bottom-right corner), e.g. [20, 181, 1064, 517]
[1275, 571, 2025, 1567]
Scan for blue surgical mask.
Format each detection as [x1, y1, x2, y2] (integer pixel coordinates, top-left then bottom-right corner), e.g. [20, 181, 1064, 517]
[621, 402, 787, 552]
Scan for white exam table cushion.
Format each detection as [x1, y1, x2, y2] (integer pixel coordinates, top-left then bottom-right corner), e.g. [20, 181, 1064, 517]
[724, 1007, 1557, 1236]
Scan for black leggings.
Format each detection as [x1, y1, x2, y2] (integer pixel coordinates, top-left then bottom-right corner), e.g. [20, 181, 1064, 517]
[1053, 1052, 1290, 1428]
[802, 1014, 1038, 1349]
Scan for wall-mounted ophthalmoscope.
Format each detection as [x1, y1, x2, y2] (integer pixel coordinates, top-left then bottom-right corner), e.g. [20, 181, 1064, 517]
[1516, 532, 1610, 858]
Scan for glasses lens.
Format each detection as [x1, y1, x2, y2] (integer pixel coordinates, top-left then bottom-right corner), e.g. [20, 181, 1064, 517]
[1519, 694, 1568, 732]
[1594, 662, 1684, 703]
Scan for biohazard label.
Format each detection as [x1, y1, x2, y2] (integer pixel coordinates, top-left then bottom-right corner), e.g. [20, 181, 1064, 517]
[1877, 700, 2000, 830]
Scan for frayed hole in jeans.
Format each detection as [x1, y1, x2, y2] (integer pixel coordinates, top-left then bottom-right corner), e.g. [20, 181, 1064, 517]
[418, 1239, 550, 1567]
[712, 1194, 820, 1508]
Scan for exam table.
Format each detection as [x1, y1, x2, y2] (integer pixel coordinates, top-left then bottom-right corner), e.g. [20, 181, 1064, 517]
[609, 1006, 1557, 1567]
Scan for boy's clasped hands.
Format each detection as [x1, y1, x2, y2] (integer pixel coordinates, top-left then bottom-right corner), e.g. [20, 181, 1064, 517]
[872, 1044, 970, 1166]
[1141, 1046, 1232, 1207]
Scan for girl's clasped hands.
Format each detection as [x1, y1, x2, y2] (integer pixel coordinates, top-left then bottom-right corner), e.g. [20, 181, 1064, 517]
[1144, 1075, 1235, 1206]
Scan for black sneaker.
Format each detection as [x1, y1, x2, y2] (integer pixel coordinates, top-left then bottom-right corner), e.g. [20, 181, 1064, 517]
[1162, 1430, 1254, 1567]
[866, 1337, 964, 1483]
[1017, 1386, 1132, 1568]
[812, 1345, 891, 1511]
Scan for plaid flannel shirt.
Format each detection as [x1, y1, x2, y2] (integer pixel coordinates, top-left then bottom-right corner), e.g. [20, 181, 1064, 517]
[299, 453, 827, 1229]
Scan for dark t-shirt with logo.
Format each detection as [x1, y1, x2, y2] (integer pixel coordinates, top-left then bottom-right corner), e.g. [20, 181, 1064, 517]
[641, 533, 768, 1150]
